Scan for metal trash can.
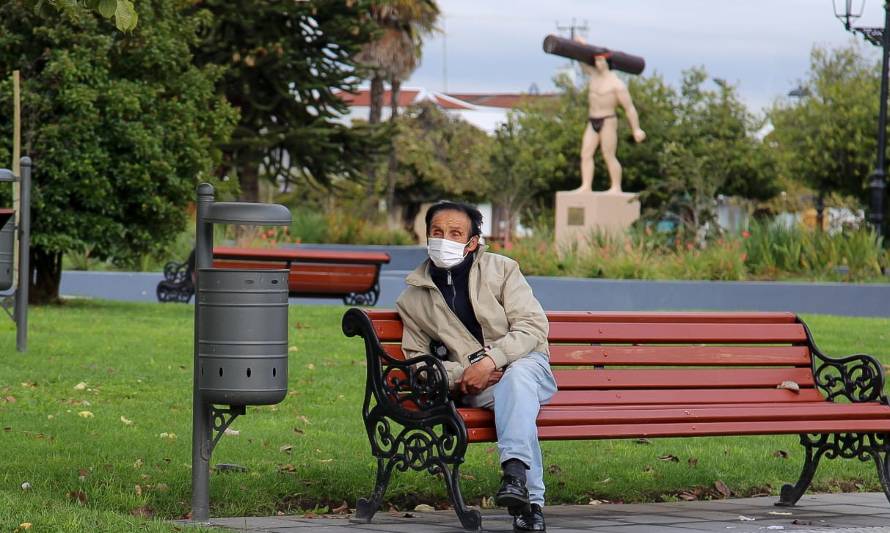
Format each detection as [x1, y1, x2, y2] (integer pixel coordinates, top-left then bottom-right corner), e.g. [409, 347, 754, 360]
[0, 217, 13, 291]
[197, 268, 289, 406]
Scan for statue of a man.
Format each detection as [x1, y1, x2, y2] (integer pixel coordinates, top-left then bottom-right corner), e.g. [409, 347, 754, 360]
[575, 36, 646, 194]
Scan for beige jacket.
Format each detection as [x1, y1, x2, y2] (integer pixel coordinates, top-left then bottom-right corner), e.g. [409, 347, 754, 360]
[395, 247, 549, 388]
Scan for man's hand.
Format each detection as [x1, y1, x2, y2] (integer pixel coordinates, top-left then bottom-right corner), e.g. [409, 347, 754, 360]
[458, 356, 497, 395]
[633, 128, 647, 143]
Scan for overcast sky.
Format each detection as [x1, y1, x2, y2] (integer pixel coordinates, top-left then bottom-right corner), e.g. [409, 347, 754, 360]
[404, 0, 886, 112]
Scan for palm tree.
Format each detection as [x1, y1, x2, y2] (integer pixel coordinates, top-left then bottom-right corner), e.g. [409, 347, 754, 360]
[357, 0, 440, 123]
[357, 0, 439, 226]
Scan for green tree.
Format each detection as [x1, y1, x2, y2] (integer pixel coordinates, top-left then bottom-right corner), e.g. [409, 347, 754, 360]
[644, 68, 778, 238]
[769, 44, 879, 213]
[0, 0, 236, 303]
[24, 0, 138, 31]
[387, 101, 492, 226]
[192, 0, 385, 203]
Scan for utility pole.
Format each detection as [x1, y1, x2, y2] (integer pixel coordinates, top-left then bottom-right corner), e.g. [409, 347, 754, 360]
[555, 18, 589, 85]
[556, 17, 588, 40]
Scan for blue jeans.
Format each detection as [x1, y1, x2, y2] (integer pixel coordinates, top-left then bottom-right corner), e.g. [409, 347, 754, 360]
[463, 351, 557, 505]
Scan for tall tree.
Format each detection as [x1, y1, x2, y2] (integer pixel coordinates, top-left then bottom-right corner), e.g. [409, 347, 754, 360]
[769, 44, 880, 214]
[387, 101, 491, 226]
[357, 0, 439, 124]
[23, 0, 138, 31]
[193, 0, 384, 202]
[0, 0, 236, 303]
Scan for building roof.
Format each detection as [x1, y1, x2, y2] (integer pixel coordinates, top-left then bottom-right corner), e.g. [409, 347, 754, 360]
[337, 87, 555, 111]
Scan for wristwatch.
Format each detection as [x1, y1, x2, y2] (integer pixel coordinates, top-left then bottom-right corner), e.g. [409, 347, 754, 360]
[468, 345, 493, 365]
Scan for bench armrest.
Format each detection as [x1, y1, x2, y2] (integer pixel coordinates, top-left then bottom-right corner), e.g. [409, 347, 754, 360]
[343, 308, 451, 417]
[803, 320, 887, 404]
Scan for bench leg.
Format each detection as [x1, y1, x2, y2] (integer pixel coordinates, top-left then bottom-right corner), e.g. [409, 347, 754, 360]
[354, 458, 395, 522]
[777, 434, 826, 507]
[437, 460, 482, 531]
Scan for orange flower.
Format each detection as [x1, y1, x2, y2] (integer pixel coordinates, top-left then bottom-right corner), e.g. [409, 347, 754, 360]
[742, 230, 751, 239]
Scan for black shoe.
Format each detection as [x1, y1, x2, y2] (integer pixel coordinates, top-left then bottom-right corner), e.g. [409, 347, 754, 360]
[513, 503, 546, 532]
[495, 474, 529, 510]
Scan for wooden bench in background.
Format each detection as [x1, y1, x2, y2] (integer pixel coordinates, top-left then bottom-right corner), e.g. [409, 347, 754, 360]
[156, 247, 390, 305]
[343, 308, 890, 531]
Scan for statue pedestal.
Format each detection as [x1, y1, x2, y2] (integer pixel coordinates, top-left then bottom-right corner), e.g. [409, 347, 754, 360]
[555, 191, 640, 249]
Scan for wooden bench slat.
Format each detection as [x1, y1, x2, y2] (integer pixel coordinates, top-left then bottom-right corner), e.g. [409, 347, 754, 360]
[460, 403, 888, 428]
[381, 345, 813, 366]
[547, 322, 807, 343]
[550, 388, 826, 406]
[214, 246, 390, 264]
[371, 320, 807, 344]
[467, 418, 890, 442]
[553, 368, 814, 390]
[364, 310, 799, 324]
[214, 259, 377, 294]
[549, 345, 811, 366]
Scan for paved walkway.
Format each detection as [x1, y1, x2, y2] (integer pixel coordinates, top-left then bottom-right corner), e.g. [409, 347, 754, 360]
[187, 492, 890, 532]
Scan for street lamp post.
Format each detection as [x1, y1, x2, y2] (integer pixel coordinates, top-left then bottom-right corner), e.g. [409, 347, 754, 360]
[834, 0, 890, 238]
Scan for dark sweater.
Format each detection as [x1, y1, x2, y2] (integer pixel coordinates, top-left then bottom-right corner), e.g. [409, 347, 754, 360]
[429, 254, 484, 346]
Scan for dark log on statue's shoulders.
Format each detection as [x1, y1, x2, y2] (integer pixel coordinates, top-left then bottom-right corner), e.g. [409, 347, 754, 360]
[543, 34, 645, 75]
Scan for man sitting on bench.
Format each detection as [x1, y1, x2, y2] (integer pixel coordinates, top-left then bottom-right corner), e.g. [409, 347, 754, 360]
[395, 200, 556, 533]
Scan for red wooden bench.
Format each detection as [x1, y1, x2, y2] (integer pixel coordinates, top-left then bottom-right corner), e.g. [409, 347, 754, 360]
[157, 247, 390, 305]
[342, 308, 890, 531]
[213, 247, 390, 305]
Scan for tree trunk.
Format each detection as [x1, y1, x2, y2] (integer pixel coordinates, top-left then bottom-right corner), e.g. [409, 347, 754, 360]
[29, 247, 62, 305]
[369, 75, 384, 124]
[385, 78, 401, 229]
[239, 158, 260, 203]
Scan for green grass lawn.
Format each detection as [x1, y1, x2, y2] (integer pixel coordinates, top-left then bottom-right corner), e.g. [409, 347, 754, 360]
[1, 301, 889, 531]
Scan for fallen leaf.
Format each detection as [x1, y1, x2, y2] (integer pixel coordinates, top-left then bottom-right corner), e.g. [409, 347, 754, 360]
[279, 444, 293, 454]
[21, 382, 37, 389]
[155, 483, 169, 493]
[78, 469, 89, 481]
[777, 381, 800, 392]
[332, 501, 350, 514]
[278, 463, 297, 473]
[18, 523, 31, 530]
[74, 382, 87, 391]
[298, 415, 311, 425]
[288, 346, 299, 352]
[738, 515, 755, 521]
[414, 504, 435, 512]
[292, 427, 304, 435]
[768, 511, 792, 516]
[547, 464, 562, 474]
[78, 411, 94, 418]
[480, 496, 495, 509]
[642, 466, 655, 474]
[68, 490, 88, 504]
[634, 438, 651, 445]
[224, 428, 239, 436]
[120, 416, 133, 426]
[772, 450, 788, 459]
[688, 458, 699, 467]
[5, 396, 17, 403]
[20, 482, 31, 490]
[306, 363, 316, 370]
[678, 491, 698, 501]
[159, 432, 176, 440]
[588, 499, 603, 505]
[130, 505, 154, 518]
[462, 474, 476, 481]
[133, 458, 144, 468]
[658, 454, 679, 462]
[715, 480, 731, 498]
[135, 484, 143, 496]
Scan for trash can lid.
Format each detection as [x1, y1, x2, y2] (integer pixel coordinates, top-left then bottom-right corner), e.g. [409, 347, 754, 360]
[206, 202, 291, 226]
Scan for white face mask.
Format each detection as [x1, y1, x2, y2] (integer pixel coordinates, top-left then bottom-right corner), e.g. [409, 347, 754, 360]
[427, 237, 470, 269]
